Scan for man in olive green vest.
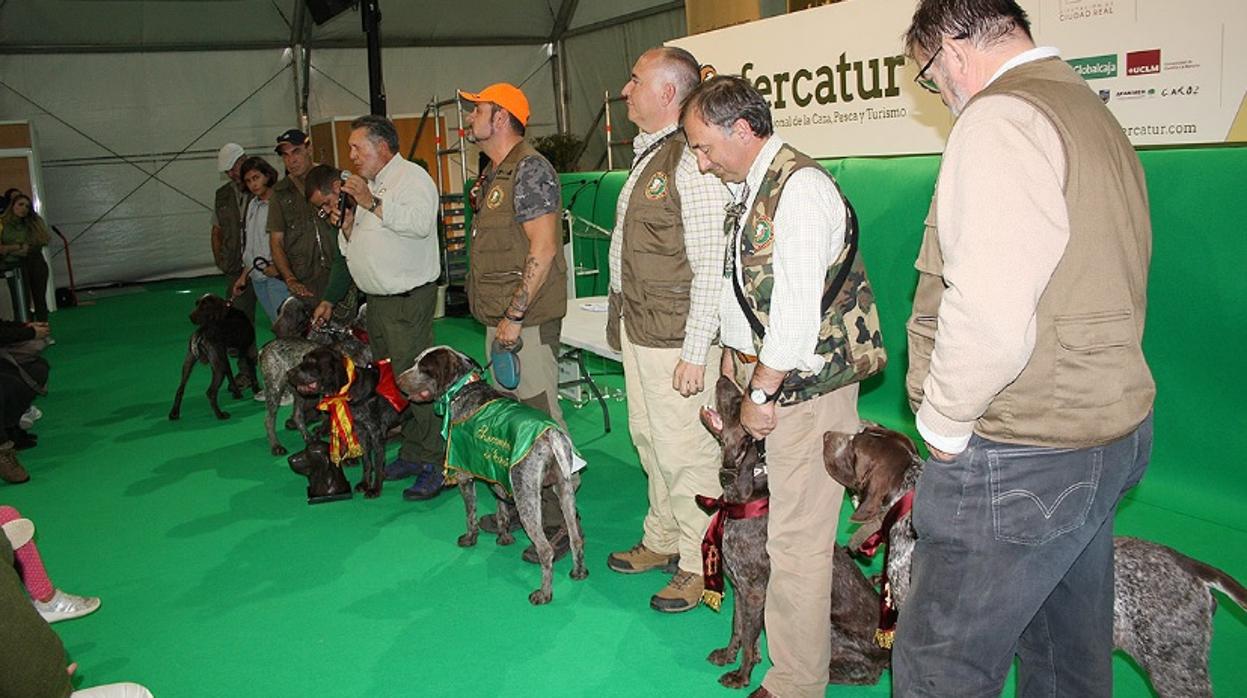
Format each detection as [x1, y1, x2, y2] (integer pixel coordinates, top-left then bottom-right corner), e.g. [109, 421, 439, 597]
[267, 129, 336, 301]
[459, 83, 572, 563]
[893, 2, 1155, 696]
[210, 142, 253, 321]
[602, 47, 731, 614]
[683, 77, 874, 698]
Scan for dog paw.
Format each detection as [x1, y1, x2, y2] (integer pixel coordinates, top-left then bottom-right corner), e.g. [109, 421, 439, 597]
[528, 589, 552, 606]
[215, 411, 231, 420]
[457, 533, 479, 547]
[570, 566, 589, 581]
[363, 488, 380, 499]
[707, 648, 737, 666]
[496, 532, 515, 546]
[718, 670, 752, 689]
[168, 412, 180, 421]
[284, 418, 298, 431]
[271, 445, 288, 456]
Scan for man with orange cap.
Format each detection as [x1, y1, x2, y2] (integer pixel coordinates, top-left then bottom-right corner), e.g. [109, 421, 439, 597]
[458, 83, 573, 563]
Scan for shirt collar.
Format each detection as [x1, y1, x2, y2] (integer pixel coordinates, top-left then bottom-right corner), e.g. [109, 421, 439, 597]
[373, 153, 402, 186]
[733, 134, 785, 202]
[633, 123, 679, 154]
[987, 46, 1061, 86]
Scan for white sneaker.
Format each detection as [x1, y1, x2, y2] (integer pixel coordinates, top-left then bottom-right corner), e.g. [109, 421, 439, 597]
[19, 405, 42, 430]
[33, 589, 101, 623]
[2, 517, 34, 548]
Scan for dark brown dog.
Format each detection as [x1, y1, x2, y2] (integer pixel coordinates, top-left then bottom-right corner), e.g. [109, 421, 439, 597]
[169, 294, 258, 421]
[823, 423, 1247, 697]
[396, 346, 587, 606]
[700, 377, 887, 689]
[287, 346, 404, 498]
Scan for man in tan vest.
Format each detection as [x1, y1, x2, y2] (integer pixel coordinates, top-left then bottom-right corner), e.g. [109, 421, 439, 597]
[602, 47, 731, 614]
[210, 143, 253, 322]
[459, 83, 572, 562]
[895, 2, 1155, 695]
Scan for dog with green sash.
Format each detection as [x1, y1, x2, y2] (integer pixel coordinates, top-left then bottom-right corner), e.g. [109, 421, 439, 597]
[398, 346, 588, 605]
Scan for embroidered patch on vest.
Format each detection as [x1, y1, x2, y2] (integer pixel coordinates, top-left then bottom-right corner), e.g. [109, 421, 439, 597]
[486, 185, 505, 209]
[751, 215, 775, 251]
[644, 172, 669, 200]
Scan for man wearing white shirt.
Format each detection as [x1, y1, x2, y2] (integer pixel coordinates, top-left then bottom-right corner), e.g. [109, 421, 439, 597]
[334, 115, 446, 500]
[683, 76, 879, 698]
[896, 1, 1154, 695]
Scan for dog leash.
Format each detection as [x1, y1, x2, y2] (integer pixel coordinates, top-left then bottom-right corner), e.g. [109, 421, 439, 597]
[855, 489, 915, 649]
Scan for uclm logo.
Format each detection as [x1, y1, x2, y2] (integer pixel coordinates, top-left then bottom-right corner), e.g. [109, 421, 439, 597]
[1126, 49, 1161, 76]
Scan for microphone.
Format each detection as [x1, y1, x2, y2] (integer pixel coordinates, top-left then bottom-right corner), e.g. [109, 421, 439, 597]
[337, 169, 353, 228]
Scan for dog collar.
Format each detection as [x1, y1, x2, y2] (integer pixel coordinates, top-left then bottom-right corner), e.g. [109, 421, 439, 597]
[434, 371, 482, 437]
[695, 493, 770, 613]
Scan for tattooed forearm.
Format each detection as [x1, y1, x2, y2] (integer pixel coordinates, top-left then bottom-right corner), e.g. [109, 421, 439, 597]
[509, 255, 550, 316]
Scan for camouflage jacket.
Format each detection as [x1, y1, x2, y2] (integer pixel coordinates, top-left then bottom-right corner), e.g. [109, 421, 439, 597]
[734, 144, 886, 405]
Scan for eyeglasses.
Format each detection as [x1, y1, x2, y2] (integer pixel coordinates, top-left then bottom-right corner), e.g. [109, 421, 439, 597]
[914, 46, 944, 94]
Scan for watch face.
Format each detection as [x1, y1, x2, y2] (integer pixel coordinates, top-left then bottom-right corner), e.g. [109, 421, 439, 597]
[750, 388, 767, 405]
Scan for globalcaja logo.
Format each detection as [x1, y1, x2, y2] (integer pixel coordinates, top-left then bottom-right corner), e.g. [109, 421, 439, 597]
[1069, 54, 1118, 79]
[1126, 49, 1161, 76]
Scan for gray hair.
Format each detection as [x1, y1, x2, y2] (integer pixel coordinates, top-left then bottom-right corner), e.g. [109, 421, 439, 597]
[904, 0, 1032, 59]
[350, 114, 399, 154]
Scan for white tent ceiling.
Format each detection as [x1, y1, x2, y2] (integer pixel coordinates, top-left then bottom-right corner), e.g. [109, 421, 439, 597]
[0, 1, 686, 288]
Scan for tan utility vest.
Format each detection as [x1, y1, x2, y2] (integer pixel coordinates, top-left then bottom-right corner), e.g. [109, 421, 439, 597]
[214, 182, 245, 276]
[609, 133, 693, 349]
[468, 141, 567, 326]
[271, 174, 335, 284]
[906, 57, 1154, 447]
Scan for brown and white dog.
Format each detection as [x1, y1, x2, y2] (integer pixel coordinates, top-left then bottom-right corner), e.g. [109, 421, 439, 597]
[396, 346, 588, 606]
[823, 423, 1247, 697]
[699, 377, 888, 689]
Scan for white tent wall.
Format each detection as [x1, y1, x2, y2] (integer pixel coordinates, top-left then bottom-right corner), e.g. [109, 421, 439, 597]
[0, 49, 300, 288]
[563, 6, 686, 170]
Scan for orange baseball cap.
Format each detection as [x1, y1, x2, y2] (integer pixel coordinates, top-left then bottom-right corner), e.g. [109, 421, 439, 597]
[458, 83, 531, 127]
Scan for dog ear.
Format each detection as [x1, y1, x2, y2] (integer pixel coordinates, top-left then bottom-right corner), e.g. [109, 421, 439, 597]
[700, 405, 724, 439]
[822, 431, 859, 491]
[848, 425, 918, 523]
[714, 376, 743, 426]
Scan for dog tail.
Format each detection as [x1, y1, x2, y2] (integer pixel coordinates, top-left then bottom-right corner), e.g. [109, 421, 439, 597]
[1172, 549, 1247, 611]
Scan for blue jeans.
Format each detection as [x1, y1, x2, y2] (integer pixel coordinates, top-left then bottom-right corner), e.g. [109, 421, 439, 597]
[252, 274, 291, 326]
[893, 414, 1153, 697]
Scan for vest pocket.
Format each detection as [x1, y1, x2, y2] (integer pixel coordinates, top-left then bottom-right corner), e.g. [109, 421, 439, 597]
[1054, 310, 1136, 408]
[633, 281, 690, 344]
[472, 271, 522, 319]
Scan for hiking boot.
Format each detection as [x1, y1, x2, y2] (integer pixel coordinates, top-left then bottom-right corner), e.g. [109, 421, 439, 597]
[607, 542, 679, 574]
[650, 570, 704, 613]
[0, 445, 29, 484]
[383, 458, 428, 481]
[402, 463, 446, 501]
[521, 526, 571, 564]
[479, 502, 523, 535]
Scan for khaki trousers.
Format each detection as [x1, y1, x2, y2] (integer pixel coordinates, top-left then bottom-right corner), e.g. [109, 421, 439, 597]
[759, 383, 858, 698]
[621, 322, 723, 573]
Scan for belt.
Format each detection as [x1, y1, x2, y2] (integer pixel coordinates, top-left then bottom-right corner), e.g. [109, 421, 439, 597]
[371, 280, 435, 298]
[733, 349, 758, 364]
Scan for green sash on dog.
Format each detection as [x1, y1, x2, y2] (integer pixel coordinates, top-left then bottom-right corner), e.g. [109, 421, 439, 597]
[436, 373, 573, 495]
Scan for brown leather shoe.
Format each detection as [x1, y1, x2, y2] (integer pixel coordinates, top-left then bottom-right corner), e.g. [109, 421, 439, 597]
[607, 542, 679, 574]
[521, 526, 571, 564]
[0, 445, 30, 484]
[650, 570, 703, 613]
[747, 686, 776, 698]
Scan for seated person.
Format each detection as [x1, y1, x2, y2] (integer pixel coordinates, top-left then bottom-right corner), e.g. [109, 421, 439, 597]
[0, 531, 151, 698]
[1, 505, 99, 622]
[0, 319, 48, 483]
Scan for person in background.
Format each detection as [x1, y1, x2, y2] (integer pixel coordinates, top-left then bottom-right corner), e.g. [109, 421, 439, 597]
[0, 193, 53, 322]
[268, 129, 336, 302]
[211, 143, 253, 323]
[230, 157, 290, 324]
[0, 188, 22, 215]
[0, 313, 50, 484]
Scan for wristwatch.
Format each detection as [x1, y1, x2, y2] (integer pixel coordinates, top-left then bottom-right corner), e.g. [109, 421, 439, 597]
[367, 196, 382, 213]
[748, 383, 782, 406]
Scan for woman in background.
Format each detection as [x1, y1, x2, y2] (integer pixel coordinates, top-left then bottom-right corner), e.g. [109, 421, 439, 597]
[230, 157, 290, 324]
[0, 193, 52, 322]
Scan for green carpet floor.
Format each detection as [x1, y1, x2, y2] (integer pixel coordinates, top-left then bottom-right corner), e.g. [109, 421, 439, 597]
[6, 276, 1244, 697]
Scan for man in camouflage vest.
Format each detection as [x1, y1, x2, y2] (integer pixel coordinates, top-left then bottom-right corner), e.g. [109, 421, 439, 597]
[267, 129, 337, 301]
[459, 83, 573, 563]
[895, 2, 1154, 695]
[210, 142, 253, 321]
[683, 76, 872, 698]
[603, 47, 732, 614]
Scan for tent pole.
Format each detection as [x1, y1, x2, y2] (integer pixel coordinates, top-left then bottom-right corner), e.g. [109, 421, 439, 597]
[553, 40, 570, 133]
[362, 0, 387, 117]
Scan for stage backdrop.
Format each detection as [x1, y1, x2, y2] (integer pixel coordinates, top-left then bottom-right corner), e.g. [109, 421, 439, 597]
[670, 0, 1247, 157]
